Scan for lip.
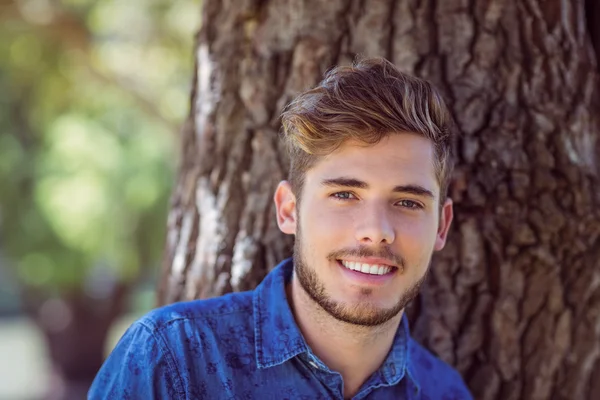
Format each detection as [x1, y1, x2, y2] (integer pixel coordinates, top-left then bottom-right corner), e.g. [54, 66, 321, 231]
[336, 260, 397, 286]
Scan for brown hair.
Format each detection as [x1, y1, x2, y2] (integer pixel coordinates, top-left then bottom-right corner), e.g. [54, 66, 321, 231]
[281, 57, 456, 203]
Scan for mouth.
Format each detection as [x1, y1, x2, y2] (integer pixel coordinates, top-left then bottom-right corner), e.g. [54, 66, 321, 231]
[337, 259, 397, 276]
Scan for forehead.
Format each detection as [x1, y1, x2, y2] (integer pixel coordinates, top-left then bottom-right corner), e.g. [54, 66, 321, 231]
[305, 134, 438, 193]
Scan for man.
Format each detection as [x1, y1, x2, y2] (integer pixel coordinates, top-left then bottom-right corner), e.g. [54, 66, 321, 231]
[90, 58, 473, 399]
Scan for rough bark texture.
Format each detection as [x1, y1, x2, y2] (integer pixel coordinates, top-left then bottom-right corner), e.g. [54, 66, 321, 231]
[159, 1, 600, 399]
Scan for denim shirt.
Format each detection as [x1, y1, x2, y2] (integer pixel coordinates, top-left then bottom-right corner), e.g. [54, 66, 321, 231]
[89, 258, 472, 399]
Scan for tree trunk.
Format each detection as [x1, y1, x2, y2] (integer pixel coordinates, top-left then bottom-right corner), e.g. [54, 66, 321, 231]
[159, 1, 600, 399]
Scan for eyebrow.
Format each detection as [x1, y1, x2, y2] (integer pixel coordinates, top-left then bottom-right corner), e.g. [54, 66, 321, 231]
[321, 177, 435, 199]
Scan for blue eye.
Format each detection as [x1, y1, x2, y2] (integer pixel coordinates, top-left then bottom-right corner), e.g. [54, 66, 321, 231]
[397, 200, 423, 209]
[332, 192, 355, 200]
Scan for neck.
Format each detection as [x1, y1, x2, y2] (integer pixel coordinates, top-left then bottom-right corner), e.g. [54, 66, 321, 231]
[286, 273, 403, 399]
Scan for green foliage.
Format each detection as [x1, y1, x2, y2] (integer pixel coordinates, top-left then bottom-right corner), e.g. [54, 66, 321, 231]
[0, 0, 200, 290]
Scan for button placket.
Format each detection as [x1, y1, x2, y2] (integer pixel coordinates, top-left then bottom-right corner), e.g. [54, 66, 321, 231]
[302, 353, 322, 371]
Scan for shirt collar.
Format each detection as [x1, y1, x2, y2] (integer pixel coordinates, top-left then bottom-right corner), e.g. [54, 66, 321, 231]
[383, 315, 422, 395]
[253, 258, 307, 368]
[253, 257, 421, 392]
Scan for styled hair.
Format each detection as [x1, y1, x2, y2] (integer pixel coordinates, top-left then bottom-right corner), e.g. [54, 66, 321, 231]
[281, 57, 456, 203]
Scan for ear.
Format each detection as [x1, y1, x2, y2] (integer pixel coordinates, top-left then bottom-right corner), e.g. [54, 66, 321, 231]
[274, 181, 297, 235]
[434, 198, 454, 251]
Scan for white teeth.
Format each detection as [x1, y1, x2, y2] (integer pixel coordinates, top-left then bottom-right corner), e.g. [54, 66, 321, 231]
[341, 261, 392, 276]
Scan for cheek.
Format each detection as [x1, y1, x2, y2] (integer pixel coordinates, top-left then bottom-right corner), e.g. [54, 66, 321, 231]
[396, 217, 438, 259]
[302, 200, 352, 233]
[299, 201, 353, 256]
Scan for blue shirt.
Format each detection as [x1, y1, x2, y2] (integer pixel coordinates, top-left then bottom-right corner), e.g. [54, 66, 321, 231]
[90, 258, 472, 399]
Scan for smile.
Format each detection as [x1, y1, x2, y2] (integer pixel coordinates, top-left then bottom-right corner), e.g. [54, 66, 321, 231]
[340, 260, 394, 275]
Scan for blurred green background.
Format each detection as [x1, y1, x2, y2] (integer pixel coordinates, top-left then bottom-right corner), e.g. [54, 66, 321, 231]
[0, 0, 200, 398]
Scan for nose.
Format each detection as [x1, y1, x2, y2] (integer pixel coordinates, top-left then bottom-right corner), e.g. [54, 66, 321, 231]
[354, 203, 396, 245]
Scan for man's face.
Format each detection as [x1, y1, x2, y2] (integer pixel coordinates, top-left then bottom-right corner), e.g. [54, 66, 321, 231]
[275, 134, 453, 327]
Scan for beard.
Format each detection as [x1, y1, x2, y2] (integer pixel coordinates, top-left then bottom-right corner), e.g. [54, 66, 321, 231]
[293, 226, 429, 327]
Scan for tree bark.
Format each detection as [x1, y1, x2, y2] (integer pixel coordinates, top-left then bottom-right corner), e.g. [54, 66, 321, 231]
[159, 1, 600, 399]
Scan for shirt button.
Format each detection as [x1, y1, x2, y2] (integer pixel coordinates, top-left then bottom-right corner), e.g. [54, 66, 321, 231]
[308, 360, 319, 369]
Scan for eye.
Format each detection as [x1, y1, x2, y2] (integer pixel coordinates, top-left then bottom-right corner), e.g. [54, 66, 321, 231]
[396, 199, 423, 209]
[331, 191, 356, 200]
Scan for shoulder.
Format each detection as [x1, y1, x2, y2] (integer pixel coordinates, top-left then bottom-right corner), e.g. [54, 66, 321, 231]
[134, 290, 257, 365]
[91, 292, 256, 398]
[408, 338, 473, 400]
[139, 290, 254, 333]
